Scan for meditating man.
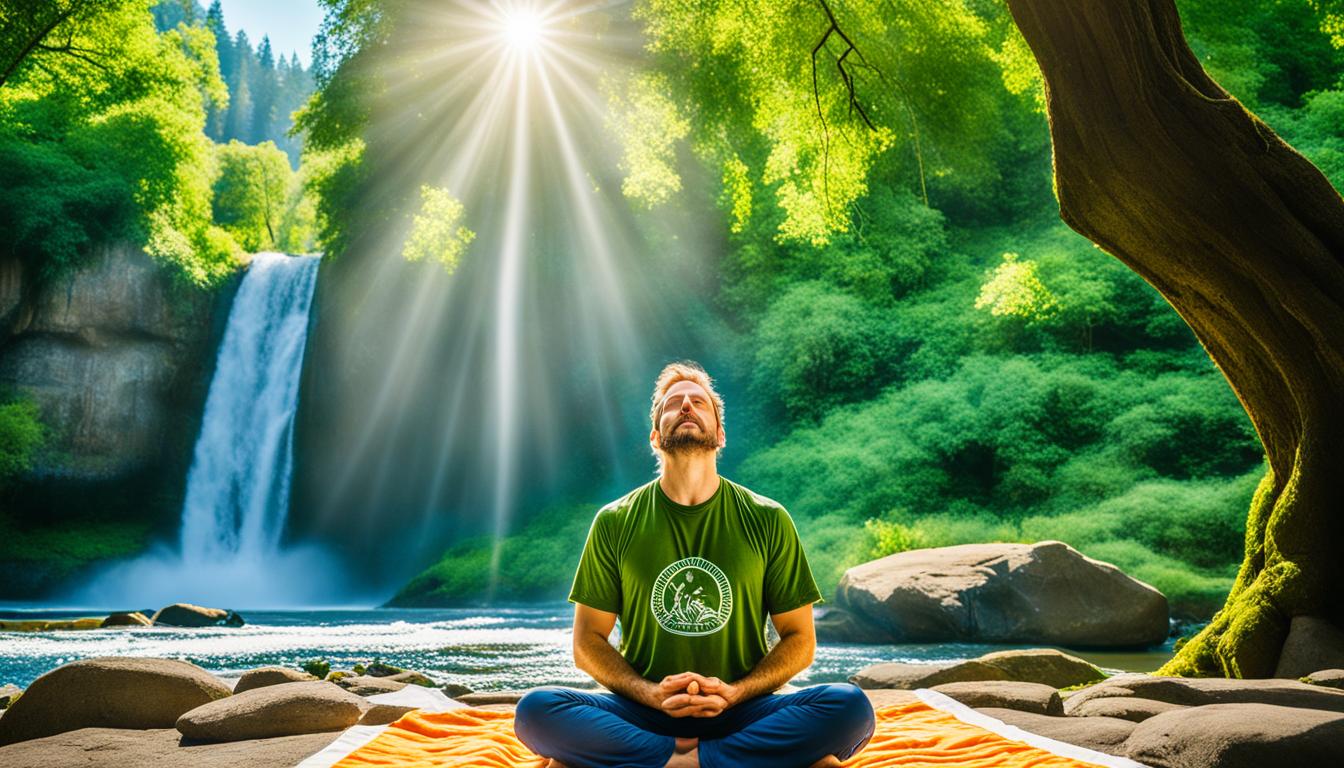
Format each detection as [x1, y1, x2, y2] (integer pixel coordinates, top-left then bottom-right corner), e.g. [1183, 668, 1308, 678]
[515, 362, 875, 768]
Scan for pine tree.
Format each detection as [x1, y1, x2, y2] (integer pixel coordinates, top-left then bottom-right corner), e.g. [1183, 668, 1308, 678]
[204, 0, 231, 139]
[250, 35, 278, 145]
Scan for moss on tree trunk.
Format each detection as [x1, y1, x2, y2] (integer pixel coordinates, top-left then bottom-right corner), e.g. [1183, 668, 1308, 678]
[1001, 0, 1344, 676]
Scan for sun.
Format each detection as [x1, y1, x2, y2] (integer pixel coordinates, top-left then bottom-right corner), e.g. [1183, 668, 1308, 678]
[500, 8, 545, 51]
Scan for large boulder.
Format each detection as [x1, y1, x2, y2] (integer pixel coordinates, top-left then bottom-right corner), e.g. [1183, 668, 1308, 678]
[0, 657, 232, 745]
[1063, 675, 1344, 714]
[851, 648, 1104, 690]
[1273, 615, 1344, 679]
[977, 707, 1136, 756]
[151, 604, 246, 628]
[929, 681, 1063, 715]
[833, 541, 1169, 646]
[1123, 703, 1344, 767]
[233, 667, 318, 693]
[176, 681, 365, 742]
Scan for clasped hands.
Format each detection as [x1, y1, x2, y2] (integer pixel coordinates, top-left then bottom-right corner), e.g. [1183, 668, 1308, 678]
[651, 671, 741, 718]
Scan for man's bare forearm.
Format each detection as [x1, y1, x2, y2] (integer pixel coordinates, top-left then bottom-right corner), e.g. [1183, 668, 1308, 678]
[729, 632, 814, 703]
[574, 632, 660, 708]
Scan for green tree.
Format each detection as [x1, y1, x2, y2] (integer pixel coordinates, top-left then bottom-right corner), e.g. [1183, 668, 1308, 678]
[213, 139, 293, 252]
[0, 0, 238, 283]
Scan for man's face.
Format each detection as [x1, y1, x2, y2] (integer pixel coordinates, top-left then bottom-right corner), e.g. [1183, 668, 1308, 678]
[652, 379, 724, 457]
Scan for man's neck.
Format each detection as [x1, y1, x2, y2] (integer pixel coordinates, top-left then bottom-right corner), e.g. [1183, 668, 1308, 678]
[658, 454, 720, 506]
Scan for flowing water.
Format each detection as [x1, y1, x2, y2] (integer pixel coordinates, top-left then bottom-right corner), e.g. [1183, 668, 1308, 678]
[67, 253, 354, 609]
[0, 604, 1176, 689]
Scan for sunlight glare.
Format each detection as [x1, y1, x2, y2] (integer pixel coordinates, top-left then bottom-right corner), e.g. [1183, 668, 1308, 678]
[501, 9, 545, 51]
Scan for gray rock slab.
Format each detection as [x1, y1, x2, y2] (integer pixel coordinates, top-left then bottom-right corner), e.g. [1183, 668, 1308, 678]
[977, 707, 1136, 756]
[0, 657, 231, 745]
[176, 681, 365, 742]
[0, 727, 335, 768]
[930, 681, 1063, 715]
[1066, 696, 1187, 722]
[1125, 703, 1344, 767]
[1064, 675, 1344, 714]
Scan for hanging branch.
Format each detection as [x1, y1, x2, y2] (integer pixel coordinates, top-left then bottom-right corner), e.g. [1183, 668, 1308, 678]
[813, 0, 878, 131]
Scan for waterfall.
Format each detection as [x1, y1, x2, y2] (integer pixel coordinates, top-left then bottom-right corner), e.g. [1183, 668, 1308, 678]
[180, 252, 318, 562]
[72, 253, 357, 609]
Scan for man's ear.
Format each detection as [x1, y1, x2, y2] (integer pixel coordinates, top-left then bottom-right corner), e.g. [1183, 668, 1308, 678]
[649, 427, 660, 447]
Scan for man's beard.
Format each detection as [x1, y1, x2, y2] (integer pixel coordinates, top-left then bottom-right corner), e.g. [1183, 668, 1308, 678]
[659, 418, 719, 455]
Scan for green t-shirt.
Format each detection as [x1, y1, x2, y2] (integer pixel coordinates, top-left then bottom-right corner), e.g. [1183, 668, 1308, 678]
[568, 476, 823, 683]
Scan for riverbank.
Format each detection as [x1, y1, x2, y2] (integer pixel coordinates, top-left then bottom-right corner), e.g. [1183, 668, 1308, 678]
[1, 655, 1342, 767]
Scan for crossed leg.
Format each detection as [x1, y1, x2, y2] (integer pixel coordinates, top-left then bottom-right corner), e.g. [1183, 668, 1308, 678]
[516, 684, 873, 768]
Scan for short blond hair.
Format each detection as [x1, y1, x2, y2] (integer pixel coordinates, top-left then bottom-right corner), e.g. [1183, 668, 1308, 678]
[649, 360, 725, 433]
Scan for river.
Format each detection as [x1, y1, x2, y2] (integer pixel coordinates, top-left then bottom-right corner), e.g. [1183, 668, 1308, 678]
[0, 604, 1177, 689]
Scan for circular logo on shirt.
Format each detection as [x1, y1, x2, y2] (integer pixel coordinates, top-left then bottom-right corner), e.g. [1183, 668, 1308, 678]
[650, 556, 733, 636]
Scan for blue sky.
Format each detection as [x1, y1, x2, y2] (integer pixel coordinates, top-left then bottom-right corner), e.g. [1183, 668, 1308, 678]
[216, 0, 324, 67]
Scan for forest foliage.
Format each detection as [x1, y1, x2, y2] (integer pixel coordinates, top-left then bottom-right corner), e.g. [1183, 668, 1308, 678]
[0, 0, 318, 289]
[394, 0, 1344, 619]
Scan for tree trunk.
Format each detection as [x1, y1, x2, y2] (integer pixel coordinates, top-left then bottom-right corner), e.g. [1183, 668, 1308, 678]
[1002, 0, 1344, 677]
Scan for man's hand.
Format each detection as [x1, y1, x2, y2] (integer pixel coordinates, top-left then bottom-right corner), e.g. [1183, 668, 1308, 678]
[656, 672, 742, 718]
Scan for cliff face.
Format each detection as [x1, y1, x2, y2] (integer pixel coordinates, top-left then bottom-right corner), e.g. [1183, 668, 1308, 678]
[0, 245, 239, 596]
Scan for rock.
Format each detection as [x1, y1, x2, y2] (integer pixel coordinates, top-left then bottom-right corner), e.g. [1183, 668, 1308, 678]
[1304, 669, 1344, 689]
[850, 661, 1008, 689]
[851, 648, 1104, 690]
[0, 619, 104, 632]
[1124, 703, 1344, 767]
[101, 612, 152, 627]
[0, 685, 20, 710]
[1063, 675, 1344, 714]
[0, 657, 232, 745]
[332, 675, 408, 696]
[974, 649, 1105, 688]
[384, 671, 435, 687]
[233, 667, 318, 693]
[834, 541, 1169, 646]
[358, 703, 418, 726]
[176, 681, 365, 742]
[929, 681, 1063, 715]
[442, 683, 473, 698]
[151, 603, 246, 628]
[364, 662, 405, 677]
[1066, 696, 1186, 722]
[0, 727, 336, 768]
[1274, 615, 1344, 679]
[0, 246, 228, 483]
[977, 708, 1136, 756]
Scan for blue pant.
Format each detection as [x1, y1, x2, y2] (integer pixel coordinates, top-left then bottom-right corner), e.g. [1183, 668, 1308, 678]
[514, 683, 875, 768]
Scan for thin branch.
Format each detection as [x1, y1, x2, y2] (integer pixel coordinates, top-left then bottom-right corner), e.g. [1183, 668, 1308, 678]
[0, 5, 79, 87]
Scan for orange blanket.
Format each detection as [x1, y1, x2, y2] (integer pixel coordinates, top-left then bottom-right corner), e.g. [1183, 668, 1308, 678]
[320, 700, 1133, 768]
